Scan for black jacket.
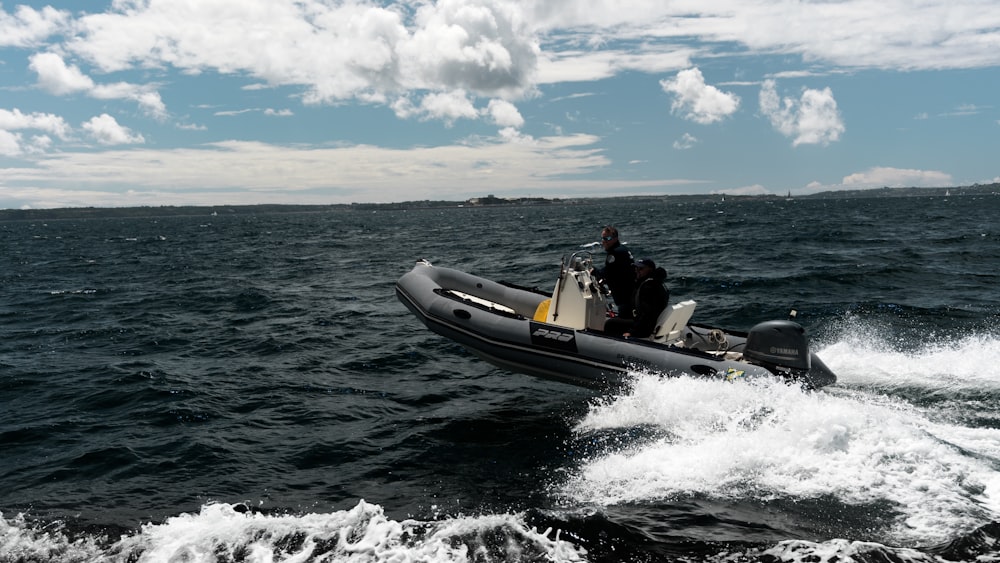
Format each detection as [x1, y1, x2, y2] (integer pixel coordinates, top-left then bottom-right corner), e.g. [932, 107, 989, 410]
[629, 267, 669, 338]
[594, 242, 636, 318]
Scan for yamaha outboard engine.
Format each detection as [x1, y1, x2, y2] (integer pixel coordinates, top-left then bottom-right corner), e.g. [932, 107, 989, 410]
[743, 320, 811, 376]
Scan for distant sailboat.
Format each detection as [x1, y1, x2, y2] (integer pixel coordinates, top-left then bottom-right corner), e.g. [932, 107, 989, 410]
[945, 189, 951, 197]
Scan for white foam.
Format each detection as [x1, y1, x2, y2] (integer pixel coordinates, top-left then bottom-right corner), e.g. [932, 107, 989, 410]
[561, 373, 1000, 546]
[816, 320, 1000, 392]
[1, 501, 589, 562]
[763, 538, 936, 563]
[0, 512, 104, 562]
[100, 501, 589, 562]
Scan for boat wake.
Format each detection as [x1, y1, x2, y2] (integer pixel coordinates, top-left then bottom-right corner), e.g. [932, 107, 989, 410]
[817, 318, 1000, 394]
[557, 325, 1000, 549]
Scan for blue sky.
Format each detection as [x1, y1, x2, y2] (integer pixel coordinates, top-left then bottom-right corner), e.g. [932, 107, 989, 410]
[1, 1, 998, 209]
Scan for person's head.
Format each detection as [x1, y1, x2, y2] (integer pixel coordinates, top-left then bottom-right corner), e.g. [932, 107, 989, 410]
[633, 258, 655, 279]
[600, 226, 619, 250]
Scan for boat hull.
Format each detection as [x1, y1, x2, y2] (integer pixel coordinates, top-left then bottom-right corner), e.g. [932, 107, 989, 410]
[396, 260, 836, 389]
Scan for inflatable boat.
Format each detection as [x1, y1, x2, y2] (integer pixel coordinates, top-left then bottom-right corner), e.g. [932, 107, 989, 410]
[395, 252, 836, 389]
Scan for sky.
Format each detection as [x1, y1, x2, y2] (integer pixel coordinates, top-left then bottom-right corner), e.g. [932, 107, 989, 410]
[1, 1, 998, 209]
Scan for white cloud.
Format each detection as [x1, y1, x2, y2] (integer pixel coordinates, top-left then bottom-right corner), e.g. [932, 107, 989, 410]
[400, 0, 539, 96]
[498, 126, 533, 143]
[417, 90, 479, 125]
[798, 181, 827, 195]
[759, 79, 844, 146]
[487, 99, 524, 128]
[527, 1, 1000, 72]
[536, 46, 695, 84]
[393, 90, 522, 127]
[660, 68, 740, 124]
[3, 0, 998, 209]
[794, 167, 954, 195]
[65, 0, 538, 108]
[19, 0, 1000, 117]
[714, 184, 771, 196]
[672, 132, 698, 150]
[0, 5, 69, 48]
[0, 134, 645, 206]
[841, 166, 952, 188]
[27, 135, 54, 153]
[30, 52, 95, 95]
[0, 108, 72, 139]
[940, 103, 985, 117]
[81, 114, 145, 145]
[30, 52, 167, 119]
[0, 108, 72, 155]
[18, 0, 999, 137]
[215, 109, 256, 117]
[0, 130, 21, 156]
[92, 83, 168, 120]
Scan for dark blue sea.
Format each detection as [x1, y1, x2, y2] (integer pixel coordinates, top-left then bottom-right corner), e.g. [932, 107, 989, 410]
[2, 194, 1000, 562]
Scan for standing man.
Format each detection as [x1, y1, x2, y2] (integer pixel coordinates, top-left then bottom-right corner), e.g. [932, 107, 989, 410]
[592, 225, 636, 318]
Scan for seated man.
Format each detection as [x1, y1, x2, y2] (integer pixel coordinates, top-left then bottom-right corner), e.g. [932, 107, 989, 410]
[604, 258, 669, 338]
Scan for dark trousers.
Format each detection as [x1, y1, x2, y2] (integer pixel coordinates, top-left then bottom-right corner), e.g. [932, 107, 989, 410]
[603, 317, 634, 337]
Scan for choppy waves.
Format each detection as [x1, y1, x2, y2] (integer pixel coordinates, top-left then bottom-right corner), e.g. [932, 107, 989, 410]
[4, 199, 1000, 562]
[1, 501, 588, 563]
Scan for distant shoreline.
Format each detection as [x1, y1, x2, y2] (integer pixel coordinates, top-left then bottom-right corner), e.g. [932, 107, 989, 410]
[1, 183, 997, 221]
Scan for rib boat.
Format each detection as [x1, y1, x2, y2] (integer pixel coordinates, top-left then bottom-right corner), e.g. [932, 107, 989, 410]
[395, 252, 836, 389]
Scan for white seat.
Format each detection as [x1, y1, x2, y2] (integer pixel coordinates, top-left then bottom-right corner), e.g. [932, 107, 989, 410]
[649, 300, 696, 343]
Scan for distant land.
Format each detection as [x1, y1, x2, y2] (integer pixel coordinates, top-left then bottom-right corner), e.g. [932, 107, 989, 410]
[1, 183, 997, 221]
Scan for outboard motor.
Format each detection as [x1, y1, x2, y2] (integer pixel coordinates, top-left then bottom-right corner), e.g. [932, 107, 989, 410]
[743, 320, 811, 376]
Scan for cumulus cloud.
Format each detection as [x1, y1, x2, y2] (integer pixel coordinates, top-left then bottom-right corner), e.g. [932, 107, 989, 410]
[792, 167, 954, 195]
[30, 52, 167, 119]
[0, 5, 69, 47]
[65, 0, 538, 109]
[0, 108, 72, 155]
[391, 90, 526, 129]
[759, 79, 844, 146]
[841, 166, 952, 188]
[0, 130, 22, 156]
[660, 68, 740, 124]
[487, 99, 524, 128]
[30, 52, 95, 95]
[0, 108, 72, 139]
[498, 126, 533, 143]
[402, 0, 538, 95]
[417, 90, 479, 125]
[81, 114, 145, 145]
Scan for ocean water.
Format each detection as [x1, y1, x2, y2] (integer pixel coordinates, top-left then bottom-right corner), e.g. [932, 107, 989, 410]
[2, 194, 999, 562]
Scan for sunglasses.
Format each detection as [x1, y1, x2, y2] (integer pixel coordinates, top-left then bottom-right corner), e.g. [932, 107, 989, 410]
[601, 235, 615, 241]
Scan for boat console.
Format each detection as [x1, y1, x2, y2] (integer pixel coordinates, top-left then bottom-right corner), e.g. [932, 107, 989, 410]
[544, 252, 611, 331]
